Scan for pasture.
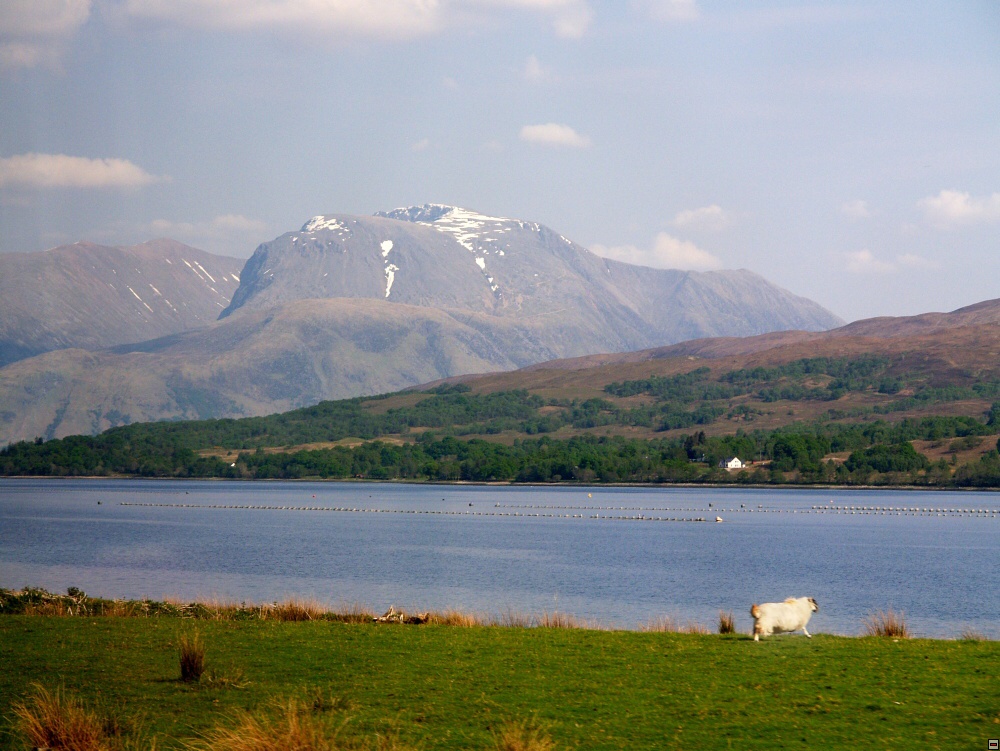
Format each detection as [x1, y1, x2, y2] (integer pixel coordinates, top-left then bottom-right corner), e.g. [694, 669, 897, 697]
[1, 613, 996, 750]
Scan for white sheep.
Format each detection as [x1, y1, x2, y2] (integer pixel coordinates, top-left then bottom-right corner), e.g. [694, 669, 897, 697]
[750, 597, 819, 641]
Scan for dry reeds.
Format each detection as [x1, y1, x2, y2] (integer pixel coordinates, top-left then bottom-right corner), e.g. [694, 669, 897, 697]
[495, 609, 533, 628]
[640, 616, 709, 634]
[331, 602, 375, 624]
[185, 698, 411, 751]
[958, 628, 988, 641]
[264, 598, 327, 622]
[492, 719, 557, 751]
[533, 612, 584, 629]
[179, 632, 206, 682]
[718, 611, 736, 634]
[12, 684, 106, 751]
[863, 609, 910, 638]
[427, 610, 487, 627]
[186, 699, 339, 751]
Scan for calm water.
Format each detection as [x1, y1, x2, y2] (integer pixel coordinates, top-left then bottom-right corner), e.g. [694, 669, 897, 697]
[1, 479, 998, 638]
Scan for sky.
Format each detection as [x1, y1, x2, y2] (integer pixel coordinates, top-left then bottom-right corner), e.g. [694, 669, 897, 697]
[0, 1, 997, 323]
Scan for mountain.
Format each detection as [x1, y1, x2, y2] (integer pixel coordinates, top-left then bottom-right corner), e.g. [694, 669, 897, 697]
[221, 205, 842, 354]
[0, 240, 242, 367]
[0, 298, 560, 442]
[0, 205, 845, 444]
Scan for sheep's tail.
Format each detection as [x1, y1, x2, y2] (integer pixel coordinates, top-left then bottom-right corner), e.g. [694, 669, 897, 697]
[750, 603, 761, 619]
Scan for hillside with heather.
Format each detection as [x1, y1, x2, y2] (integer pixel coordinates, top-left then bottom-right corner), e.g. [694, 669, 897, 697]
[4, 298, 999, 487]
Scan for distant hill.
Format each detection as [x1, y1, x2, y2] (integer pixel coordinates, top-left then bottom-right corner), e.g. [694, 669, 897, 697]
[0, 298, 561, 442]
[4, 298, 999, 487]
[0, 240, 242, 367]
[495, 297, 1000, 373]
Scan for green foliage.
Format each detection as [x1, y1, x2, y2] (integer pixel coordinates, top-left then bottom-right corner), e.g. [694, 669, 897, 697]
[845, 443, 931, 474]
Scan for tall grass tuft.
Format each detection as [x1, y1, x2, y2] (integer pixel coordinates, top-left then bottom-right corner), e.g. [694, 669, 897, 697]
[186, 698, 412, 751]
[718, 611, 736, 635]
[180, 632, 206, 682]
[863, 609, 910, 638]
[187, 699, 334, 751]
[958, 628, 988, 641]
[428, 609, 486, 627]
[493, 718, 558, 751]
[495, 609, 533, 628]
[12, 684, 106, 751]
[533, 612, 583, 629]
[265, 598, 326, 622]
[332, 601, 375, 624]
[640, 615, 709, 634]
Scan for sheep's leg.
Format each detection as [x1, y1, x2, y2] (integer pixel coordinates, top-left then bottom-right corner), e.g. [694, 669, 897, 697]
[802, 626, 812, 638]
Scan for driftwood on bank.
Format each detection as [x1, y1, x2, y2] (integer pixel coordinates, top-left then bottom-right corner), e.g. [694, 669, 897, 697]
[373, 606, 430, 625]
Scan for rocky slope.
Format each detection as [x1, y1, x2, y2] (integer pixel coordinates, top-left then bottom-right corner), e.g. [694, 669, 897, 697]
[0, 240, 242, 367]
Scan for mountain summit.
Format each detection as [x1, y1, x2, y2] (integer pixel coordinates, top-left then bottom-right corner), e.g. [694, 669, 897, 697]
[221, 205, 842, 358]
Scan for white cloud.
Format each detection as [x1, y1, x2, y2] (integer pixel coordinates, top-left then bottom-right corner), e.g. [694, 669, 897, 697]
[634, 0, 699, 22]
[591, 232, 722, 271]
[0, 153, 166, 189]
[125, 0, 443, 38]
[918, 189, 1000, 229]
[840, 199, 872, 220]
[147, 214, 269, 254]
[123, 0, 592, 40]
[844, 249, 893, 274]
[519, 123, 592, 148]
[672, 204, 730, 231]
[0, 0, 92, 70]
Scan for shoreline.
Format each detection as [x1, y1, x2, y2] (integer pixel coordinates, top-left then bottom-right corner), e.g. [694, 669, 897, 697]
[2, 474, 999, 492]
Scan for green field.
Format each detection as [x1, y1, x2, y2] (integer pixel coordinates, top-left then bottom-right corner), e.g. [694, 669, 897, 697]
[1, 615, 997, 750]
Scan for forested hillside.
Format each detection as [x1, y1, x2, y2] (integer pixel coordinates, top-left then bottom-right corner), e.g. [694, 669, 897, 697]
[4, 353, 999, 487]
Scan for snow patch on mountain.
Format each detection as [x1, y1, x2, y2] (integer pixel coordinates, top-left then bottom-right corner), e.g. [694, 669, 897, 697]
[377, 204, 521, 297]
[302, 216, 349, 233]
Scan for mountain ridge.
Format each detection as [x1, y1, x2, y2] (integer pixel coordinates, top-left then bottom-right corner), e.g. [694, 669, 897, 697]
[0, 239, 242, 367]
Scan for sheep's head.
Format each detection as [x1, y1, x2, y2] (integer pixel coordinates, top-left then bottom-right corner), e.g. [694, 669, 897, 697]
[807, 597, 819, 612]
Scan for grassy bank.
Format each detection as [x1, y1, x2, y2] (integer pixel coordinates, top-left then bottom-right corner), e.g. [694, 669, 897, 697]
[1, 612, 997, 750]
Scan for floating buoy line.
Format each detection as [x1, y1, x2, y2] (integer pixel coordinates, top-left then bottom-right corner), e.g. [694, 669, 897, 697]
[117, 502, 998, 520]
[118, 502, 707, 522]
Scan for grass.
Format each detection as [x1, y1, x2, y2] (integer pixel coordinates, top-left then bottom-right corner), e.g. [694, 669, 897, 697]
[2, 613, 998, 749]
[179, 632, 206, 682]
[184, 697, 414, 751]
[863, 609, 910, 639]
[639, 615, 710, 634]
[11, 683, 148, 751]
[12, 684, 107, 751]
[492, 719, 557, 751]
[958, 628, 988, 642]
[718, 610, 736, 635]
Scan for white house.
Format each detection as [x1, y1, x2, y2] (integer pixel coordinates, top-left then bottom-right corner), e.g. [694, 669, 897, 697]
[719, 456, 743, 470]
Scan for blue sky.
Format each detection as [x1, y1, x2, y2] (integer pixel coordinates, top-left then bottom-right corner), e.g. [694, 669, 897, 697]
[1, 1, 997, 322]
